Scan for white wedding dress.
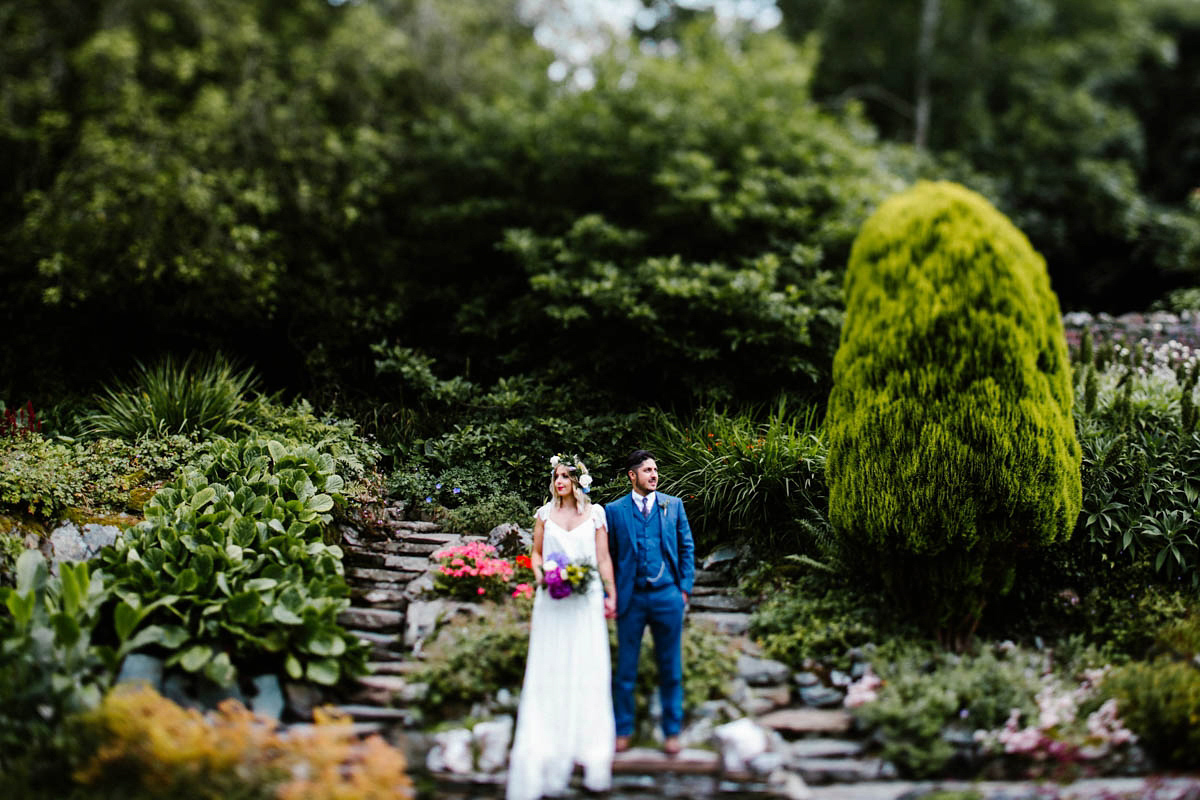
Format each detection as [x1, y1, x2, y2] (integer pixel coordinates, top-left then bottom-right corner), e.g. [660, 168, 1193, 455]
[506, 502, 615, 800]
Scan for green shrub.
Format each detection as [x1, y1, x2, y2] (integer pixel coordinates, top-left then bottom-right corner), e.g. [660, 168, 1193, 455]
[749, 570, 922, 670]
[415, 608, 532, 717]
[0, 434, 81, 517]
[855, 646, 1042, 778]
[242, 396, 382, 488]
[1071, 337, 1200, 588]
[1102, 657, 1200, 768]
[85, 354, 258, 440]
[644, 402, 830, 555]
[444, 492, 531, 534]
[99, 437, 367, 687]
[826, 181, 1082, 644]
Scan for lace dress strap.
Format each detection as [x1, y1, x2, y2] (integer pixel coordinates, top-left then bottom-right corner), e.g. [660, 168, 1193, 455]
[592, 503, 608, 530]
[536, 502, 553, 522]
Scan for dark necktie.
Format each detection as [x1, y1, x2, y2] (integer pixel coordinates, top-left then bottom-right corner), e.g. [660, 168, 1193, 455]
[640, 497, 650, 519]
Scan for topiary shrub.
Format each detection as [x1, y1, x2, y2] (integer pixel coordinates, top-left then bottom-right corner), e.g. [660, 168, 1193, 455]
[826, 181, 1081, 646]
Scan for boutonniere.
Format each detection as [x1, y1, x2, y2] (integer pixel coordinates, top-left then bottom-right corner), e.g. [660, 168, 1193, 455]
[657, 499, 668, 512]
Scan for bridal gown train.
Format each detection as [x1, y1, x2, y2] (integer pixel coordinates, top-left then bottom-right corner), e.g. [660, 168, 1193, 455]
[506, 502, 615, 800]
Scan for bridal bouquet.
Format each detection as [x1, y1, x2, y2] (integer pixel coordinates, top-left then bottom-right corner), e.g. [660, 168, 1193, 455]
[541, 551, 597, 599]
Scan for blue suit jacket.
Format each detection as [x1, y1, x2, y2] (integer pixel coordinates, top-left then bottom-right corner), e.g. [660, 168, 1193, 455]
[605, 492, 695, 617]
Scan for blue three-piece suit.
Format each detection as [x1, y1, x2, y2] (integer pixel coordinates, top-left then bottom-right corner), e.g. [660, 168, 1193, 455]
[605, 492, 696, 737]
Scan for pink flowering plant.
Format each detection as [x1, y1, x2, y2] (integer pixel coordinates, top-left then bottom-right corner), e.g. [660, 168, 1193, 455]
[974, 667, 1138, 777]
[431, 541, 514, 601]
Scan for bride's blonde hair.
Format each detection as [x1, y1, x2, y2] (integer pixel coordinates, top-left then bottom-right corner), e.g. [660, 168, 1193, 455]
[549, 460, 591, 511]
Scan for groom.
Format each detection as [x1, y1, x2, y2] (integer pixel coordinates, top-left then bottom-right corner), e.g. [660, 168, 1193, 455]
[606, 449, 695, 755]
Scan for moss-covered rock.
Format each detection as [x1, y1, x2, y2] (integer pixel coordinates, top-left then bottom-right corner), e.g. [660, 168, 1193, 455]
[826, 181, 1081, 643]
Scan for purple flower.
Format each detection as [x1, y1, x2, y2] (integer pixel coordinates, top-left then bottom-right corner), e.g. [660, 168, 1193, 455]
[549, 582, 572, 599]
[544, 568, 563, 586]
[425, 496, 433, 503]
[436, 483, 443, 489]
[453, 487, 462, 494]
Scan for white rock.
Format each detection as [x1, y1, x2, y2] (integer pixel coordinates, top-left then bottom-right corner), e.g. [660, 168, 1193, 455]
[473, 716, 514, 772]
[713, 717, 770, 773]
[427, 728, 473, 774]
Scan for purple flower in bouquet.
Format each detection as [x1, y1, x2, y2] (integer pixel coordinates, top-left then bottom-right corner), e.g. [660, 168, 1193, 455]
[542, 552, 573, 598]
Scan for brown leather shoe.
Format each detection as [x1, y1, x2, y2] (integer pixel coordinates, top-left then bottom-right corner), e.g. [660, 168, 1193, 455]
[615, 735, 632, 753]
[663, 735, 682, 755]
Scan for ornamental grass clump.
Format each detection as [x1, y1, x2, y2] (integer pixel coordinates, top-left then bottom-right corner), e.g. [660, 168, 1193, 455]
[826, 181, 1081, 646]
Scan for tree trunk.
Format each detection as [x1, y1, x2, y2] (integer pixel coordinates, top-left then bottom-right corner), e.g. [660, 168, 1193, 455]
[913, 0, 941, 149]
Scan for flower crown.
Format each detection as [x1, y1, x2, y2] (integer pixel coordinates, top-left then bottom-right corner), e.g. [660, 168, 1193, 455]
[549, 454, 593, 492]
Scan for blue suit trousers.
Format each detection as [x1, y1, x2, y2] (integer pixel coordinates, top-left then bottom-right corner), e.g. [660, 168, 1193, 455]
[613, 583, 685, 737]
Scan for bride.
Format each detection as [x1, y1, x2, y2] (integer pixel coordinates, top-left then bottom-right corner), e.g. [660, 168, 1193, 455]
[506, 455, 618, 800]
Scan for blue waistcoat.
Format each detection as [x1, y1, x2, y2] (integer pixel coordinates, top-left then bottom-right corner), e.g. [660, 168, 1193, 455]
[634, 497, 669, 587]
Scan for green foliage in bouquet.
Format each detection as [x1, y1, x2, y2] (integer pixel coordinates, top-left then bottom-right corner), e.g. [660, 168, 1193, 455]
[99, 437, 366, 687]
[826, 181, 1081, 645]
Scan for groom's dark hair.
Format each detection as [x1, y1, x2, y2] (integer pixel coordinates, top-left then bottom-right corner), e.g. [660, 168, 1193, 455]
[625, 449, 656, 473]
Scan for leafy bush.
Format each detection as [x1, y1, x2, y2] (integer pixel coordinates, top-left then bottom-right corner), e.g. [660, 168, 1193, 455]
[826, 181, 1081, 644]
[444, 492, 532, 534]
[99, 437, 367, 687]
[415, 608, 532, 717]
[645, 402, 829, 554]
[73, 684, 414, 799]
[0, 551, 140, 792]
[242, 396, 382, 488]
[85, 354, 259, 440]
[854, 647, 1041, 777]
[749, 570, 921, 670]
[0, 433, 81, 517]
[1071, 337, 1200, 587]
[1102, 657, 1200, 768]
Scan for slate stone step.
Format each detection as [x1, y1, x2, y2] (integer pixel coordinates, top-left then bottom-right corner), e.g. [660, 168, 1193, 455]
[349, 587, 409, 609]
[346, 566, 424, 586]
[612, 747, 721, 774]
[792, 757, 893, 784]
[692, 569, 729, 587]
[757, 708, 854, 736]
[352, 674, 428, 705]
[787, 739, 865, 759]
[338, 607, 405, 631]
[391, 521, 444, 533]
[691, 594, 755, 612]
[351, 629, 403, 657]
[332, 704, 417, 724]
[366, 660, 426, 676]
[345, 552, 431, 572]
[352, 539, 446, 556]
[285, 721, 387, 738]
[688, 611, 751, 635]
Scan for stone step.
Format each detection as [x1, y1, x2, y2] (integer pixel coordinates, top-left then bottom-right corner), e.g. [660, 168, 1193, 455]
[393, 530, 461, 545]
[346, 566, 424, 586]
[757, 708, 854, 736]
[284, 721, 386, 738]
[692, 569, 729, 587]
[331, 704, 417, 725]
[792, 757, 893, 784]
[353, 539, 445, 556]
[338, 607, 405, 631]
[688, 611, 751, 635]
[612, 747, 721, 774]
[345, 552, 431, 572]
[787, 739, 866, 759]
[351, 629, 403, 657]
[352, 674, 427, 705]
[690, 593, 755, 612]
[391, 521, 444, 533]
[349, 587, 409, 609]
[366, 660, 426, 676]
